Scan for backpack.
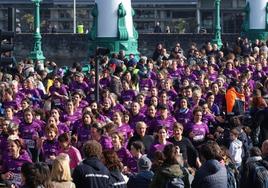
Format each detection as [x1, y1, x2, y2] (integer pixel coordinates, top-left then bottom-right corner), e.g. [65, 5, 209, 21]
[165, 177, 184, 188]
[252, 160, 268, 188]
[226, 165, 237, 188]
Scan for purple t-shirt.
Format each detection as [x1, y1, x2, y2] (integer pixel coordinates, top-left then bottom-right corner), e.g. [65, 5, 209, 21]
[42, 139, 60, 164]
[49, 85, 68, 106]
[57, 122, 70, 135]
[69, 81, 89, 93]
[187, 122, 209, 143]
[115, 147, 132, 166]
[156, 116, 176, 135]
[149, 141, 172, 158]
[19, 120, 42, 149]
[4, 151, 32, 187]
[174, 108, 193, 128]
[121, 90, 136, 103]
[130, 113, 146, 129]
[2, 101, 20, 110]
[116, 124, 133, 143]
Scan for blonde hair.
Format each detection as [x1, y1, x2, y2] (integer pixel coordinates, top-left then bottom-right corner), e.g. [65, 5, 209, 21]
[51, 153, 72, 182]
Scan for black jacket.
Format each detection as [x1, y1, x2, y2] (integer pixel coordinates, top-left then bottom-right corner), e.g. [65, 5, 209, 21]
[73, 156, 111, 188]
[127, 170, 154, 188]
[109, 169, 127, 188]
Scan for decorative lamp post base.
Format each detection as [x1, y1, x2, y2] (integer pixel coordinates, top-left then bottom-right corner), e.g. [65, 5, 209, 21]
[211, 38, 223, 49]
[29, 51, 46, 62]
[88, 37, 139, 58]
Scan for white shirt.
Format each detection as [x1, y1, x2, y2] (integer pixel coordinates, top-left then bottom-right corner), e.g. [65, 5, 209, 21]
[229, 139, 243, 164]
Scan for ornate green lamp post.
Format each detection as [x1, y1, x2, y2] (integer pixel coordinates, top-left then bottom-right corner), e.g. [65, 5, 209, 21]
[29, 0, 45, 62]
[211, 0, 223, 49]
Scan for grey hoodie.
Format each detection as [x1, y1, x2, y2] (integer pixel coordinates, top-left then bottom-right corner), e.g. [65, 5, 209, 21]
[192, 159, 227, 188]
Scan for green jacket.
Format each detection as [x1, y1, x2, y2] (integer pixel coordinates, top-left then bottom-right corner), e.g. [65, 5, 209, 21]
[150, 164, 190, 188]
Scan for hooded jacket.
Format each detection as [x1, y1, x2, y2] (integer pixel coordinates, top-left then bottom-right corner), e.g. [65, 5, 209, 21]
[73, 156, 110, 188]
[127, 170, 154, 188]
[225, 87, 245, 115]
[192, 159, 227, 188]
[150, 164, 189, 188]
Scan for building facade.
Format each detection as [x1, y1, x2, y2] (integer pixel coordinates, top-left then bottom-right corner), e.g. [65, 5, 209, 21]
[0, 0, 246, 33]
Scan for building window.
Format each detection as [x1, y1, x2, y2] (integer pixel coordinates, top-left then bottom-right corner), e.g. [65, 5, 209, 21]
[237, 0, 246, 8]
[201, 11, 213, 33]
[222, 12, 244, 33]
[135, 9, 155, 19]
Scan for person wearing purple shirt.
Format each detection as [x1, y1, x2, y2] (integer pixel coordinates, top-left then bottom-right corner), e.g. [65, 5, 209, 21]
[39, 124, 60, 164]
[158, 91, 174, 112]
[90, 123, 112, 150]
[144, 105, 158, 135]
[190, 89, 205, 111]
[47, 116, 69, 136]
[10, 80, 25, 107]
[72, 91, 88, 114]
[19, 108, 42, 162]
[101, 98, 114, 120]
[187, 107, 209, 147]
[72, 112, 92, 151]
[111, 132, 132, 167]
[49, 108, 70, 134]
[207, 93, 221, 116]
[145, 87, 158, 106]
[2, 138, 32, 187]
[168, 60, 183, 80]
[4, 107, 21, 125]
[62, 100, 81, 127]
[252, 62, 266, 81]
[206, 65, 218, 83]
[49, 77, 69, 109]
[2, 88, 20, 111]
[202, 104, 216, 128]
[15, 98, 32, 119]
[136, 94, 148, 115]
[163, 79, 178, 102]
[182, 66, 198, 83]
[69, 72, 89, 92]
[139, 74, 154, 94]
[99, 69, 111, 89]
[174, 97, 193, 128]
[211, 82, 225, 110]
[127, 141, 145, 173]
[21, 77, 43, 108]
[223, 62, 238, 79]
[148, 126, 172, 159]
[239, 56, 254, 73]
[156, 104, 176, 136]
[121, 80, 137, 107]
[112, 111, 133, 142]
[261, 58, 268, 73]
[129, 102, 146, 129]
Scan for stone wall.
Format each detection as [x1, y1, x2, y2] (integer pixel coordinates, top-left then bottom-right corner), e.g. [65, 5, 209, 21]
[14, 33, 239, 66]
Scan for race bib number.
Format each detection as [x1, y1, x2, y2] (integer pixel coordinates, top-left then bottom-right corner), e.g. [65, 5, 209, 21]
[9, 173, 21, 187]
[193, 135, 204, 142]
[54, 98, 61, 105]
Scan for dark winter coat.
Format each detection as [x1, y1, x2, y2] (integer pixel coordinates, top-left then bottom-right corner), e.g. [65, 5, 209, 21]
[73, 156, 110, 188]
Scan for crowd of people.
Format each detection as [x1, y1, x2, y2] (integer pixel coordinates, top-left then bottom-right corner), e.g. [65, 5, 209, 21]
[1, 37, 268, 188]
